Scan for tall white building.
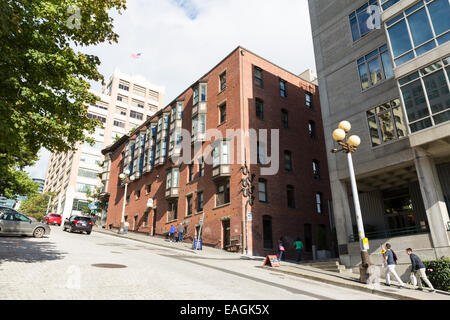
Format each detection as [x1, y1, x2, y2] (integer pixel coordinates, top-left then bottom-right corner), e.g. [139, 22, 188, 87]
[43, 69, 164, 221]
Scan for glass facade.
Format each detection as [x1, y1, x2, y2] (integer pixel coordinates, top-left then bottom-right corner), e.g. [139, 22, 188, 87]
[386, 0, 450, 66]
[399, 56, 450, 133]
[358, 45, 394, 90]
[349, 0, 379, 42]
[366, 98, 407, 146]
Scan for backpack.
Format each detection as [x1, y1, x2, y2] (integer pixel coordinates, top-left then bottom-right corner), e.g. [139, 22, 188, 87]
[392, 250, 398, 265]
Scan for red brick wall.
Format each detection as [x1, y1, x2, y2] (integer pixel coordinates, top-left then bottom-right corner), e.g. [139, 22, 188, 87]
[105, 47, 332, 259]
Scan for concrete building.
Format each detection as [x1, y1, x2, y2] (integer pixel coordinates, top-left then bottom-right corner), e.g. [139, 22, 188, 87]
[43, 69, 165, 223]
[308, 0, 450, 278]
[33, 178, 45, 194]
[101, 46, 332, 259]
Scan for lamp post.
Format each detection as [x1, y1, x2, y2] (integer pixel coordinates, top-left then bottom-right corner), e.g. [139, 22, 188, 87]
[118, 169, 135, 234]
[331, 121, 371, 283]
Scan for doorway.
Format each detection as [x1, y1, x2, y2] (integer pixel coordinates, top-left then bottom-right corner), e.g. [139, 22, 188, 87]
[222, 219, 230, 249]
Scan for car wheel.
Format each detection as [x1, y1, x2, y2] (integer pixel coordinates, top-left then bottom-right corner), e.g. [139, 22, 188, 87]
[33, 228, 45, 238]
[87, 231, 91, 235]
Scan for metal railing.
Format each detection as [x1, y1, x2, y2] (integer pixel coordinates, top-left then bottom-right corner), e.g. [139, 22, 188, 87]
[348, 225, 429, 242]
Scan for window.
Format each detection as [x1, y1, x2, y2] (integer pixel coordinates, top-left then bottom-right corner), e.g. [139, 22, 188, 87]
[78, 168, 98, 179]
[255, 98, 264, 120]
[262, 216, 273, 249]
[280, 80, 287, 97]
[132, 99, 145, 109]
[114, 120, 125, 128]
[216, 180, 230, 207]
[386, 0, 450, 67]
[198, 157, 205, 177]
[186, 195, 193, 216]
[256, 141, 267, 165]
[349, 0, 379, 42]
[193, 86, 199, 105]
[146, 183, 152, 194]
[258, 179, 268, 203]
[366, 98, 407, 146]
[308, 121, 316, 138]
[130, 111, 143, 120]
[117, 94, 128, 103]
[148, 90, 159, 101]
[220, 71, 226, 92]
[133, 85, 146, 97]
[72, 199, 89, 211]
[93, 103, 108, 111]
[88, 113, 106, 123]
[166, 168, 179, 190]
[313, 160, 321, 179]
[305, 92, 313, 109]
[197, 191, 204, 212]
[119, 82, 129, 91]
[136, 190, 141, 200]
[316, 193, 323, 214]
[176, 102, 183, 120]
[284, 151, 293, 172]
[76, 183, 96, 193]
[219, 102, 226, 124]
[287, 185, 296, 208]
[254, 66, 263, 88]
[200, 83, 207, 102]
[80, 153, 101, 166]
[357, 45, 394, 90]
[188, 163, 194, 182]
[399, 57, 450, 133]
[281, 109, 289, 129]
[168, 201, 178, 221]
[379, 0, 400, 11]
[213, 141, 230, 167]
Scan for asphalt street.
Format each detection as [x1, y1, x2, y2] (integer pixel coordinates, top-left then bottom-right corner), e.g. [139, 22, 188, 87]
[0, 227, 394, 300]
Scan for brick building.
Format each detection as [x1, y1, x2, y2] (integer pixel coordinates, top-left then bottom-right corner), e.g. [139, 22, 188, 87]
[102, 46, 332, 259]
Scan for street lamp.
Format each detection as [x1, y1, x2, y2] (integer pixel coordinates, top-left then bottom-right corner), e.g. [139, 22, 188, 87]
[118, 169, 135, 234]
[331, 121, 371, 283]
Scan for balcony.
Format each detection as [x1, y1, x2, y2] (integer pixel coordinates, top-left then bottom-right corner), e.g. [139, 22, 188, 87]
[165, 187, 179, 199]
[212, 164, 231, 180]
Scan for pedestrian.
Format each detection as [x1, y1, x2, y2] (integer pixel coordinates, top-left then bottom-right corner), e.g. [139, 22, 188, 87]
[169, 225, 176, 242]
[294, 237, 304, 263]
[277, 237, 286, 262]
[177, 223, 184, 243]
[124, 221, 129, 234]
[383, 243, 405, 288]
[406, 248, 435, 293]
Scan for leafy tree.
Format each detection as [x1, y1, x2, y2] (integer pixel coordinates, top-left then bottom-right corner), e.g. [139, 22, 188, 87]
[0, 167, 39, 199]
[0, 0, 127, 196]
[19, 192, 55, 221]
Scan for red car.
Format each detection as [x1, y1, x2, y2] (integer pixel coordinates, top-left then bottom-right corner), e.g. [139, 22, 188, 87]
[42, 213, 62, 226]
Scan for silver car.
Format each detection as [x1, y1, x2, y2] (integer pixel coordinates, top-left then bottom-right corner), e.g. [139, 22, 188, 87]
[0, 206, 51, 238]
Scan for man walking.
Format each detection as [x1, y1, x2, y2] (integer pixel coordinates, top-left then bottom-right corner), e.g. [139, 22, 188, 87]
[384, 243, 405, 288]
[169, 224, 176, 242]
[294, 237, 304, 263]
[177, 223, 184, 243]
[406, 248, 435, 293]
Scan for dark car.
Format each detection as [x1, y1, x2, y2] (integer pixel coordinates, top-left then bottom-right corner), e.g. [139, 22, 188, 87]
[63, 215, 93, 234]
[0, 206, 51, 238]
[42, 213, 62, 226]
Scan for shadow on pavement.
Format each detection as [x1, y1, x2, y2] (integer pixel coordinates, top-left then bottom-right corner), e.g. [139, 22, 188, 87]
[0, 236, 66, 266]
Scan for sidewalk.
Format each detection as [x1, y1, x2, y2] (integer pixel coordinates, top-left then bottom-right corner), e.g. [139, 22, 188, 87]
[93, 227, 450, 300]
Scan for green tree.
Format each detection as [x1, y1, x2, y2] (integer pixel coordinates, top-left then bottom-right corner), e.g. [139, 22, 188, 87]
[19, 192, 55, 221]
[0, 167, 39, 199]
[0, 0, 127, 197]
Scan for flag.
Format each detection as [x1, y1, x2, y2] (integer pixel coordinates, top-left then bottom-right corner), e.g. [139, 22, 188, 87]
[131, 53, 142, 59]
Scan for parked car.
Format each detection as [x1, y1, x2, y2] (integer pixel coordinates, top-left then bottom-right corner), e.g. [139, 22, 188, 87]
[0, 206, 51, 238]
[42, 213, 62, 226]
[63, 215, 93, 234]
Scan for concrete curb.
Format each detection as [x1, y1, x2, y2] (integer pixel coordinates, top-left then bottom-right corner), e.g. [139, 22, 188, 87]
[258, 265, 425, 300]
[93, 228, 199, 255]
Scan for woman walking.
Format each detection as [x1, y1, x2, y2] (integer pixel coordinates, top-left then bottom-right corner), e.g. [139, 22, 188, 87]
[277, 237, 286, 262]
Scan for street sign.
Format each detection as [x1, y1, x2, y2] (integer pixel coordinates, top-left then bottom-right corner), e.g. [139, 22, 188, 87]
[200, 216, 204, 223]
[263, 255, 280, 268]
[147, 198, 154, 208]
[88, 202, 98, 210]
[247, 212, 252, 221]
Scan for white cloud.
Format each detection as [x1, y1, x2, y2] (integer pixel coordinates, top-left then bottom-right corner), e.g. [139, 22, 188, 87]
[29, 0, 315, 179]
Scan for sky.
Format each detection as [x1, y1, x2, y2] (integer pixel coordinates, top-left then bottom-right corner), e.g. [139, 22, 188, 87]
[25, 0, 316, 180]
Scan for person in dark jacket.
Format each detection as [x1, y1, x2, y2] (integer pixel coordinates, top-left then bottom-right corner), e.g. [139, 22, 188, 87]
[406, 248, 435, 292]
[384, 243, 404, 287]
